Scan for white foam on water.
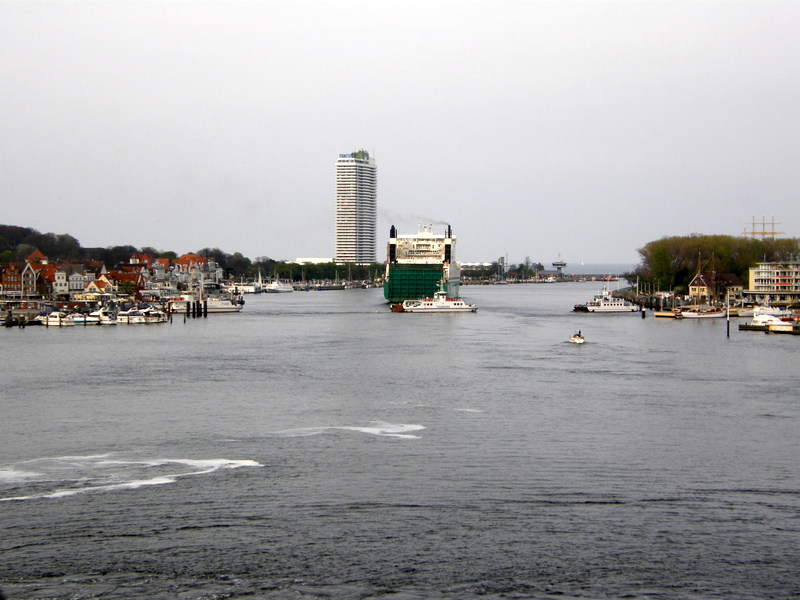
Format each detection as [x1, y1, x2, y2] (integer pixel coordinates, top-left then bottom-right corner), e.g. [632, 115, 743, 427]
[19, 453, 113, 464]
[97, 458, 262, 471]
[337, 423, 425, 439]
[277, 422, 425, 439]
[0, 455, 263, 502]
[0, 467, 42, 482]
[454, 408, 484, 413]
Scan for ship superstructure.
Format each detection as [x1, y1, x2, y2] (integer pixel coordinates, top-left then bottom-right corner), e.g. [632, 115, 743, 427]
[383, 224, 461, 303]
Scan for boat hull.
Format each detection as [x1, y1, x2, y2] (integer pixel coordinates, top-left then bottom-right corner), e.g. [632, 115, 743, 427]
[585, 306, 638, 313]
[402, 305, 477, 313]
[680, 310, 726, 318]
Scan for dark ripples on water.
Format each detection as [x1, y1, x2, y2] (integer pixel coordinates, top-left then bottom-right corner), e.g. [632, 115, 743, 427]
[1, 284, 798, 599]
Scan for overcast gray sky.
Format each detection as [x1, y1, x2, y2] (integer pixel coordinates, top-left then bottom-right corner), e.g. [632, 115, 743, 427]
[2, 1, 798, 266]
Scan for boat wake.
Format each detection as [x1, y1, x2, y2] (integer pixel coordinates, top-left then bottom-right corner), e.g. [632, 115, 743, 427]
[277, 421, 425, 439]
[0, 454, 262, 502]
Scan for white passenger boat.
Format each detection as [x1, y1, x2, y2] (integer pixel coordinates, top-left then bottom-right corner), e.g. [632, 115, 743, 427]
[573, 287, 638, 313]
[264, 279, 294, 293]
[401, 288, 477, 313]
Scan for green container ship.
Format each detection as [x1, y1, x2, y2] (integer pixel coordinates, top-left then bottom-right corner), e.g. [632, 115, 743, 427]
[383, 224, 461, 303]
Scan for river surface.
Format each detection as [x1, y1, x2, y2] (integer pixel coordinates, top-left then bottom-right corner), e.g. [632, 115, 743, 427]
[1, 282, 798, 599]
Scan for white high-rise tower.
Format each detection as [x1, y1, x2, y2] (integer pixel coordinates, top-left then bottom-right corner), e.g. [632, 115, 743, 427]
[335, 149, 377, 264]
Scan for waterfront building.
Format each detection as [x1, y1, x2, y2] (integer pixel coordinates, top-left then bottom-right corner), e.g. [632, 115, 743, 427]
[335, 150, 377, 264]
[52, 270, 69, 297]
[744, 261, 800, 305]
[69, 271, 90, 295]
[0, 263, 23, 297]
[688, 271, 743, 304]
[0, 262, 39, 298]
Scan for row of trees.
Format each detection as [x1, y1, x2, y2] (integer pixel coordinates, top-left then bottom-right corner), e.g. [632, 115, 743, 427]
[0, 225, 84, 262]
[630, 234, 800, 293]
[0, 225, 384, 282]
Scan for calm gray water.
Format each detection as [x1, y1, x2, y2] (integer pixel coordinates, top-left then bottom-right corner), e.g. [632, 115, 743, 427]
[1, 282, 798, 600]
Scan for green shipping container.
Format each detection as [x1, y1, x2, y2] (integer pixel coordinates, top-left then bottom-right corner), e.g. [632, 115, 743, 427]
[383, 264, 445, 303]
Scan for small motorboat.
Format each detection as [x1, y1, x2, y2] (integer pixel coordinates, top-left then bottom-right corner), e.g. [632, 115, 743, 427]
[568, 331, 585, 344]
[36, 311, 76, 327]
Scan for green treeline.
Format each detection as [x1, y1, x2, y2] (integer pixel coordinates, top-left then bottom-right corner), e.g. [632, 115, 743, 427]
[0, 224, 383, 282]
[631, 234, 800, 293]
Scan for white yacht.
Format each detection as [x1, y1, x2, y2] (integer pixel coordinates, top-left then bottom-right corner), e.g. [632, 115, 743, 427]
[36, 311, 76, 327]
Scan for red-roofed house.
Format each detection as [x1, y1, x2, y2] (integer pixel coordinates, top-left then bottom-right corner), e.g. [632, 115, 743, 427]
[107, 271, 145, 297]
[173, 254, 208, 273]
[0, 263, 38, 297]
[26, 249, 48, 265]
[129, 253, 155, 266]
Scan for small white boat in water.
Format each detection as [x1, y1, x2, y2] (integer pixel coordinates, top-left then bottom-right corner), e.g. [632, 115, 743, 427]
[401, 288, 477, 313]
[140, 306, 169, 323]
[680, 306, 726, 318]
[568, 331, 585, 344]
[204, 295, 245, 312]
[752, 312, 795, 332]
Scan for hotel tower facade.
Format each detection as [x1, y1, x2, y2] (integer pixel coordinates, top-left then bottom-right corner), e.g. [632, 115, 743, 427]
[335, 150, 377, 264]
